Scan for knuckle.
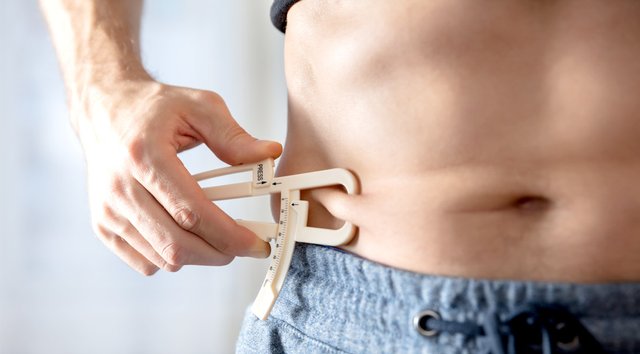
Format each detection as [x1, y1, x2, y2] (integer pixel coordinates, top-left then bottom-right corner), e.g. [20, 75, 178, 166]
[106, 177, 126, 198]
[93, 204, 131, 235]
[114, 222, 135, 239]
[214, 236, 232, 255]
[195, 90, 224, 106]
[214, 126, 250, 166]
[160, 242, 187, 266]
[173, 206, 200, 231]
[225, 124, 248, 144]
[100, 203, 117, 220]
[104, 177, 137, 209]
[162, 262, 182, 273]
[91, 221, 108, 239]
[125, 136, 147, 166]
[124, 138, 158, 180]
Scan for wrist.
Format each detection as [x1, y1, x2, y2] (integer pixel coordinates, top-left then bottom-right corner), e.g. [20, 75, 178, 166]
[68, 69, 158, 138]
[69, 60, 152, 105]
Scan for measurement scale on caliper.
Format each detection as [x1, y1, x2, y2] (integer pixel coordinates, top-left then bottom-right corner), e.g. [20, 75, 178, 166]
[192, 158, 359, 320]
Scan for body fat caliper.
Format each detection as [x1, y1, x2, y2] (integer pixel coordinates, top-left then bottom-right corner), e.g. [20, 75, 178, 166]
[192, 158, 359, 320]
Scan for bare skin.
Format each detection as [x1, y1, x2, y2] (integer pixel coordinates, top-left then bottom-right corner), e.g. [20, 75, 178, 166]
[42, 0, 639, 282]
[281, 0, 640, 282]
[40, 0, 278, 275]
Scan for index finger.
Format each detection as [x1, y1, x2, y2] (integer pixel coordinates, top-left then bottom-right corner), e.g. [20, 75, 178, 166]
[130, 145, 270, 258]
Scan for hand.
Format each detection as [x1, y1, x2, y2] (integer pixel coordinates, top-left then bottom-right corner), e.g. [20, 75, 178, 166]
[72, 79, 281, 275]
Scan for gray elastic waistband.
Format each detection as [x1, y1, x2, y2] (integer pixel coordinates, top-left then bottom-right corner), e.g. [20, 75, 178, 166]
[269, 243, 640, 353]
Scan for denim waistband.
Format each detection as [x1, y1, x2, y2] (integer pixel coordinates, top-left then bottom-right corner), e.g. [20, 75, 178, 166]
[261, 243, 640, 353]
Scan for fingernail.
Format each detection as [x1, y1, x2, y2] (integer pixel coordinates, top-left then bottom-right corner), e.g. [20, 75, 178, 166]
[248, 242, 271, 259]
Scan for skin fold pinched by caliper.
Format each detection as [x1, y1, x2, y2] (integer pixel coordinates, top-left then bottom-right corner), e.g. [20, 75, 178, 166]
[192, 158, 359, 320]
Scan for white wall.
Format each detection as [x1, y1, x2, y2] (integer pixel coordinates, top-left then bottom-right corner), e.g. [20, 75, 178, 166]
[0, 1, 287, 353]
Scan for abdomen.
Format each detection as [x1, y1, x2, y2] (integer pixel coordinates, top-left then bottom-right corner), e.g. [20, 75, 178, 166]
[277, 0, 640, 281]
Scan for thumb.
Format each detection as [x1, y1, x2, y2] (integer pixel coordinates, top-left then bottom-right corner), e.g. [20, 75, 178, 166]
[216, 129, 283, 165]
[192, 95, 282, 165]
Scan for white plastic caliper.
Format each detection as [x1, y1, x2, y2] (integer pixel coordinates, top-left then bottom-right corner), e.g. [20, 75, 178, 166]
[192, 158, 358, 320]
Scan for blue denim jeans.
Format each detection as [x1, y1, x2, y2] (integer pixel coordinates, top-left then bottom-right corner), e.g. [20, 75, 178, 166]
[236, 243, 640, 353]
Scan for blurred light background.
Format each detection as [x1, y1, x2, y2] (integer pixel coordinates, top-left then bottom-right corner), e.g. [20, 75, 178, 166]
[0, 1, 287, 353]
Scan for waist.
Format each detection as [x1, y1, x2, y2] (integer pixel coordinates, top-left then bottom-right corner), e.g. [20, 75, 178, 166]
[275, 153, 640, 282]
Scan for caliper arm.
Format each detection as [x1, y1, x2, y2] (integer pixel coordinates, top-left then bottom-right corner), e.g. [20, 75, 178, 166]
[193, 158, 359, 320]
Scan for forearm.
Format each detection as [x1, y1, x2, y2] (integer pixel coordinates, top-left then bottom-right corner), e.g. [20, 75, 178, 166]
[40, 0, 280, 275]
[40, 0, 149, 107]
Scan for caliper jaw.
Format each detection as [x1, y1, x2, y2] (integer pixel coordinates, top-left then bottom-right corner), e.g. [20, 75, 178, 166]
[193, 158, 358, 320]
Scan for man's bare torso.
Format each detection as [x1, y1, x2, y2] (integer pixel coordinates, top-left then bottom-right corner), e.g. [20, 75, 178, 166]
[275, 0, 640, 282]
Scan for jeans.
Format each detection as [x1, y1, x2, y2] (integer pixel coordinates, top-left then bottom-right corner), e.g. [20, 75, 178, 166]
[236, 243, 640, 353]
